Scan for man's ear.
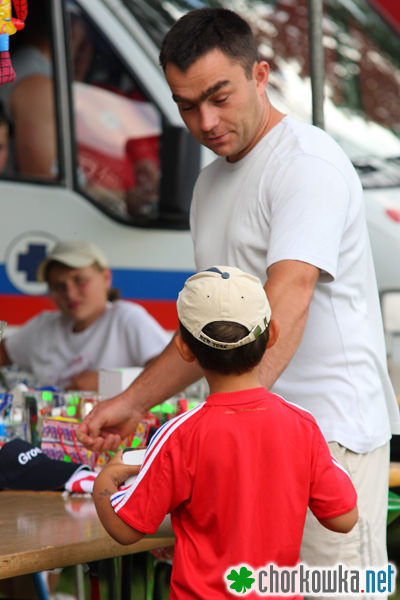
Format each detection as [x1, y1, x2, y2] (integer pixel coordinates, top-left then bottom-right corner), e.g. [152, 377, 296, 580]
[266, 318, 279, 349]
[174, 332, 197, 362]
[254, 60, 269, 95]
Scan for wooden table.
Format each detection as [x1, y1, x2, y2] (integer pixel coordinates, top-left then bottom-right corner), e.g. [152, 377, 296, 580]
[0, 490, 174, 580]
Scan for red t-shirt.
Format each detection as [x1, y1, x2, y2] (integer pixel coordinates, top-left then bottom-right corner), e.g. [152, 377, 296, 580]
[111, 388, 357, 599]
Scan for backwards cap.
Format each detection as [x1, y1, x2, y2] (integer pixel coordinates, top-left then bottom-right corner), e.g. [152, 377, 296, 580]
[37, 240, 108, 282]
[177, 266, 271, 350]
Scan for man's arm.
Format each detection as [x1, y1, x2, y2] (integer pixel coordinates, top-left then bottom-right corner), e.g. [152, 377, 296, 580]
[77, 334, 203, 452]
[78, 259, 319, 452]
[10, 75, 57, 178]
[258, 259, 320, 389]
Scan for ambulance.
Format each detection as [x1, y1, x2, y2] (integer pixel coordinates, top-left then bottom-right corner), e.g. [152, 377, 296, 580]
[0, 0, 399, 333]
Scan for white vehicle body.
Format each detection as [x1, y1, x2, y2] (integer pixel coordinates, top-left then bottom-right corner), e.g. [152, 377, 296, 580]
[0, 0, 399, 334]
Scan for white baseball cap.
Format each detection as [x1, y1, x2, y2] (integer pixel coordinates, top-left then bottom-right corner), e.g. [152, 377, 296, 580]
[37, 240, 108, 282]
[177, 266, 271, 350]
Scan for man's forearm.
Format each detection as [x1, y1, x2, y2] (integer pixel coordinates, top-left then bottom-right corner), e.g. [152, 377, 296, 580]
[257, 306, 309, 389]
[124, 335, 203, 415]
[78, 334, 204, 453]
[259, 259, 319, 389]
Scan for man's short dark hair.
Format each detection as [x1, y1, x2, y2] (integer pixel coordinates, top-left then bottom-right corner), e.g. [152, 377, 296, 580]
[159, 8, 260, 78]
[179, 320, 269, 375]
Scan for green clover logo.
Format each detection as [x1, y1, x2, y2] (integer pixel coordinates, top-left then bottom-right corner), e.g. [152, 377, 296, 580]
[227, 565, 255, 594]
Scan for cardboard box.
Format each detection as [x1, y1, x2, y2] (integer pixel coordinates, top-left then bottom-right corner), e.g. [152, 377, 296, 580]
[99, 367, 143, 398]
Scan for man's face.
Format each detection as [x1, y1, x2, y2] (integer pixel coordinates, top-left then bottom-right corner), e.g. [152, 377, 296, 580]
[46, 263, 111, 332]
[165, 49, 269, 162]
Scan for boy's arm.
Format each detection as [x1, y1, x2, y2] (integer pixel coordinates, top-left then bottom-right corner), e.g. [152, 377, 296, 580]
[318, 505, 358, 533]
[309, 435, 358, 533]
[93, 456, 144, 545]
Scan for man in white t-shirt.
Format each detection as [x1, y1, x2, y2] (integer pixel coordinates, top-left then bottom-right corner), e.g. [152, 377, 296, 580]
[0, 240, 170, 390]
[78, 8, 400, 585]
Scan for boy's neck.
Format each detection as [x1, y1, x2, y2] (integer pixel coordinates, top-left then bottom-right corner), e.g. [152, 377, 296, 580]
[204, 367, 263, 395]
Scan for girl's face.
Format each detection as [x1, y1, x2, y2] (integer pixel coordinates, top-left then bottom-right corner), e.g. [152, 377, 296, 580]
[47, 263, 111, 332]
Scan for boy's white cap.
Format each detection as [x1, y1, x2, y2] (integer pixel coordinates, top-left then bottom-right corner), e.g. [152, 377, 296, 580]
[177, 266, 271, 350]
[37, 240, 108, 282]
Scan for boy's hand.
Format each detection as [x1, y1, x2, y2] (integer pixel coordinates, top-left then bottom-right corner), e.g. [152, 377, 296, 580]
[100, 450, 141, 489]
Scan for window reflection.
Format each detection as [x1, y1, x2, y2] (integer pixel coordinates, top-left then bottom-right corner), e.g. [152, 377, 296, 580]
[127, 0, 400, 187]
[67, 1, 162, 221]
[237, 0, 400, 186]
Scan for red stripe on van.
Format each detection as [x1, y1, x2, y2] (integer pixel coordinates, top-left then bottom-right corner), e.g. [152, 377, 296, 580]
[1, 295, 57, 325]
[133, 300, 178, 331]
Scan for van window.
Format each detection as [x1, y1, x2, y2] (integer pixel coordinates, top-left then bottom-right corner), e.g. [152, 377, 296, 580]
[126, 0, 400, 189]
[0, 1, 59, 180]
[66, 1, 162, 222]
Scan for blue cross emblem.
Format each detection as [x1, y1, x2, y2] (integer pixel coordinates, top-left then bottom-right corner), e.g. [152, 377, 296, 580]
[17, 244, 47, 282]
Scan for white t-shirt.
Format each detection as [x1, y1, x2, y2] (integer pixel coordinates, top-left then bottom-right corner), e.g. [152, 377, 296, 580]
[5, 300, 170, 389]
[191, 115, 400, 453]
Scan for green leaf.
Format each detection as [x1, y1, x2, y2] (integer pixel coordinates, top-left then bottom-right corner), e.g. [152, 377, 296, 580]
[227, 566, 255, 594]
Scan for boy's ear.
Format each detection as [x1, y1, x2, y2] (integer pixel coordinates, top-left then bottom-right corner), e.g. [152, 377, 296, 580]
[266, 318, 279, 349]
[174, 332, 197, 362]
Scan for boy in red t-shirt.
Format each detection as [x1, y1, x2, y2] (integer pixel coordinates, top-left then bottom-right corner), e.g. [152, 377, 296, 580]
[93, 266, 358, 599]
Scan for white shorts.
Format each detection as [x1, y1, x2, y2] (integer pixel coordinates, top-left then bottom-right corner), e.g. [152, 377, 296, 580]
[300, 441, 390, 600]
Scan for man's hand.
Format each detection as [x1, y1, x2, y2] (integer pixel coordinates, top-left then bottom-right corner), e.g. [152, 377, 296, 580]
[77, 389, 144, 452]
